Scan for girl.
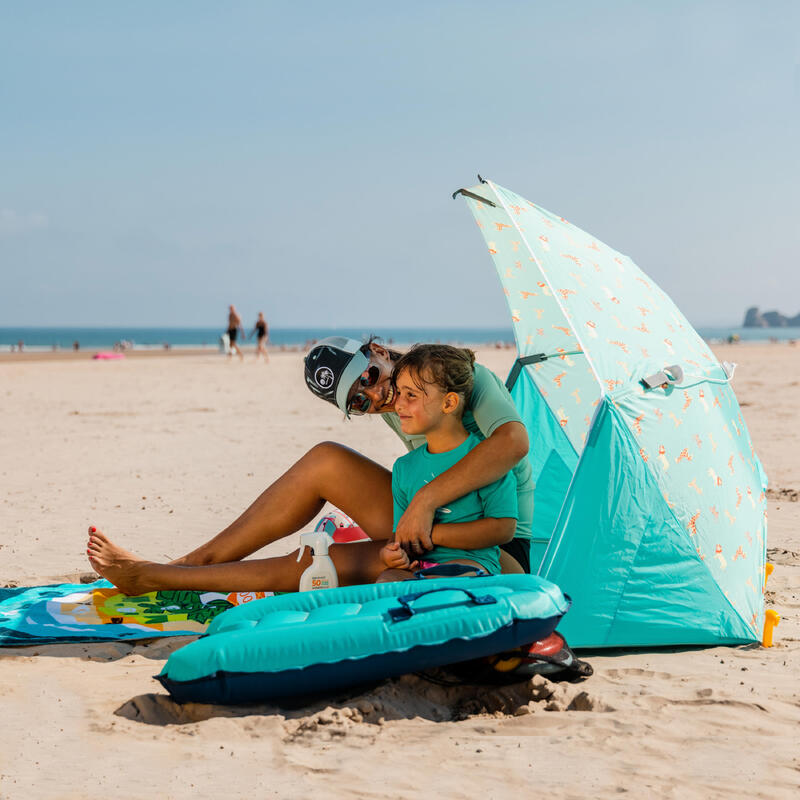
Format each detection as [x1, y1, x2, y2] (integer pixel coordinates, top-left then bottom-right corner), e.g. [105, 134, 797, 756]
[87, 336, 533, 594]
[378, 345, 517, 581]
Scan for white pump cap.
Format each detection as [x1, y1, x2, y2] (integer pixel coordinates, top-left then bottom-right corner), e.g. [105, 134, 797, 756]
[296, 531, 332, 562]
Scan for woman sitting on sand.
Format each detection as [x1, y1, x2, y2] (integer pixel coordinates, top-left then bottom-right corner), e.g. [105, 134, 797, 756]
[87, 336, 533, 593]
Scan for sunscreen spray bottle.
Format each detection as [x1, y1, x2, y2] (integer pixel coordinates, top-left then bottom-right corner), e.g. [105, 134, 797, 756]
[297, 531, 338, 591]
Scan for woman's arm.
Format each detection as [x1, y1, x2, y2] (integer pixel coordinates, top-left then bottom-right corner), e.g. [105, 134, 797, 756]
[431, 516, 516, 550]
[394, 420, 528, 554]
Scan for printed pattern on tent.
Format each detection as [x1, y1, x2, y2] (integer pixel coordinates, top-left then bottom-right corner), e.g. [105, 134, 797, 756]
[457, 179, 767, 647]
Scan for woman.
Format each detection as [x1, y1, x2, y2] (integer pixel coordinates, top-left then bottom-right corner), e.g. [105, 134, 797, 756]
[225, 304, 244, 360]
[87, 336, 533, 594]
[249, 311, 270, 362]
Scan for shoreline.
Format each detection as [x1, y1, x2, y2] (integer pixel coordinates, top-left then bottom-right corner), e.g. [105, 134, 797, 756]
[0, 336, 795, 365]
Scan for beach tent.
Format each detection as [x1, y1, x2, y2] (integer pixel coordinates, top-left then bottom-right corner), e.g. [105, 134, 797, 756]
[455, 178, 767, 648]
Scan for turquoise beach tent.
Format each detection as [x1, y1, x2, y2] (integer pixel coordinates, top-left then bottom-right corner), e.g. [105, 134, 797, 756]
[455, 178, 768, 648]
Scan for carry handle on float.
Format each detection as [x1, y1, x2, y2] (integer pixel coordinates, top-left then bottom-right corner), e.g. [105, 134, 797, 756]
[388, 587, 497, 622]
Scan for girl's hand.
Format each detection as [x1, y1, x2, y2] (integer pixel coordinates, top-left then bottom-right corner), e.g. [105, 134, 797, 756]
[394, 494, 435, 556]
[380, 542, 418, 570]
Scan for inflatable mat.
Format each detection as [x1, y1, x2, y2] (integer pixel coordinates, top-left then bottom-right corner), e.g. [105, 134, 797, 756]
[157, 573, 570, 704]
[0, 580, 272, 646]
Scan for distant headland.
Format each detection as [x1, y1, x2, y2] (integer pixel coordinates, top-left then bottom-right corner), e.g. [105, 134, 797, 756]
[743, 307, 800, 328]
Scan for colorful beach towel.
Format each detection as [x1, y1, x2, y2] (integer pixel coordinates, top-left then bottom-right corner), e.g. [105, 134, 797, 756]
[0, 580, 273, 646]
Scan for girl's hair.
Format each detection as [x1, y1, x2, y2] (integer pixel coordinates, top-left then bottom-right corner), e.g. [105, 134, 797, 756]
[391, 344, 476, 411]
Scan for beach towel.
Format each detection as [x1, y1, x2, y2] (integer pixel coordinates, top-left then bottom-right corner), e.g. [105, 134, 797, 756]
[0, 580, 273, 646]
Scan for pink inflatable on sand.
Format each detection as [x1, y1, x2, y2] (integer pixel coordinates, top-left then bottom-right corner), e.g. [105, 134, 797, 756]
[93, 352, 125, 360]
[315, 508, 370, 543]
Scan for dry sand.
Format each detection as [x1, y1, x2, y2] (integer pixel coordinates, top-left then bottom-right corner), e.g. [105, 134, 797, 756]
[0, 344, 797, 798]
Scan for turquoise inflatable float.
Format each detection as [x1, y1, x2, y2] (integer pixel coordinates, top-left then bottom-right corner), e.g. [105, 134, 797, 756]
[157, 573, 570, 704]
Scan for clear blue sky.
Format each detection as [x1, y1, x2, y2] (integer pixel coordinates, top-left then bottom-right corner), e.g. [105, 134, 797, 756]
[1, 1, 798, 328]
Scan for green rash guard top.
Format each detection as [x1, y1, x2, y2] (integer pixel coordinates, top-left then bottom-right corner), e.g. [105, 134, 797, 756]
[392, 433, 518, 575]
[382, 362, 533, 541]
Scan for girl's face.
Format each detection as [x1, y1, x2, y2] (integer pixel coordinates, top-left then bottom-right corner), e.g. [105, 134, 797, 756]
[345, 343, 398, 415]
[393, 366, 448, 435]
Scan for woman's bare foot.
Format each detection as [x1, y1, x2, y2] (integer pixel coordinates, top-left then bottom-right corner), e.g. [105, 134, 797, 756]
[86, 527, 155, 595]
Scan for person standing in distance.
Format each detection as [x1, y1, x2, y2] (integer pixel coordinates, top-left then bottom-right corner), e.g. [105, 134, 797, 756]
[226, 305, 245, 360]
[250, 311, 270, 362]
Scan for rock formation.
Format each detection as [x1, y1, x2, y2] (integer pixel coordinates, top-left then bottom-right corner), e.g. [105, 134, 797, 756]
[743, 307, 800, 327]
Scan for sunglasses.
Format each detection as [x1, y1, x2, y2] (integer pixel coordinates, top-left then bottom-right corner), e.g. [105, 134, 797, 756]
[347, 365, 381, 415]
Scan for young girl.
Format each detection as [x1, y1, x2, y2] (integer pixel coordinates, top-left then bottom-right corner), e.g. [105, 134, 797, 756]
[378, 344, 518, 581]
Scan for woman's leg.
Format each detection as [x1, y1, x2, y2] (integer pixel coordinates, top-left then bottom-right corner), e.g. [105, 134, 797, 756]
[172, 442, 393, 566]
[88, 530, 388, 595]
[375, 568, 416, 583]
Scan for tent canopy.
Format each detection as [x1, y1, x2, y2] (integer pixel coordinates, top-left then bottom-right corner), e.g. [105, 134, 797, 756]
[457, 178, 767, 647]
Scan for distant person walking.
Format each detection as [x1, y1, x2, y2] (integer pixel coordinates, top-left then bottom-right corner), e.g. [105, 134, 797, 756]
[226, 305, 245, 360]
[250, 311, 270, 362]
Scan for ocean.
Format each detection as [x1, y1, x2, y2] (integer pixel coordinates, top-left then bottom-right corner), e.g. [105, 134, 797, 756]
[0, 326, 517, 352]
[1, 325, 799, 352]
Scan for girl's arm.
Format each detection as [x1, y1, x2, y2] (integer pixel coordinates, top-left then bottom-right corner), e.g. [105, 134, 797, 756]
[431, 516, 516, 550]
[395, 420, 528, 554]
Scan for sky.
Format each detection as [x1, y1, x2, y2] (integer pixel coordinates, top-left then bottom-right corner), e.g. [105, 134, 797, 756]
[1, 1, 798, 329]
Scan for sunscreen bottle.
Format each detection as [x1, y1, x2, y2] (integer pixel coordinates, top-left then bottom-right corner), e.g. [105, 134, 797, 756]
[297, 531, 338, 591]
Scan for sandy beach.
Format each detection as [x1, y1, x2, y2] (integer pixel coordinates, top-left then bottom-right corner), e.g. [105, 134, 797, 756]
[0, 344, 797, 799]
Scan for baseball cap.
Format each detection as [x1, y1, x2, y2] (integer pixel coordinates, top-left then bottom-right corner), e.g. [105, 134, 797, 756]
[304, 337, 370, 415]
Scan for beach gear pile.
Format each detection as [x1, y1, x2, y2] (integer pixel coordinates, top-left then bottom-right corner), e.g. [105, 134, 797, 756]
[455, 178, 768, 648]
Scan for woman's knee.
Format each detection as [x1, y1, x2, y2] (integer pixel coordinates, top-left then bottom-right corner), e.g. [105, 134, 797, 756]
[301, 441, 389, 485]
[309, 440, 346, 457]
[302, 441, 352, 469]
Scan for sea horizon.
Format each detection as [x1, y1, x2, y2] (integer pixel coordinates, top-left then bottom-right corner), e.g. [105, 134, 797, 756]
[2, 324, 800, 352]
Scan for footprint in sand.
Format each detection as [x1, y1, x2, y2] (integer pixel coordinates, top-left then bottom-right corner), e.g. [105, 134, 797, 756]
[603, 668, 674, 681]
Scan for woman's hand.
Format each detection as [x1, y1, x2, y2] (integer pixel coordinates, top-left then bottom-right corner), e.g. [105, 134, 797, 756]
[380, 541, 419, 570]
[394, 492, 436, 555]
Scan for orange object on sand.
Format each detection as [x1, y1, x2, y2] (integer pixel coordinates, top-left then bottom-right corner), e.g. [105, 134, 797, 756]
[762, 609, 780, 647]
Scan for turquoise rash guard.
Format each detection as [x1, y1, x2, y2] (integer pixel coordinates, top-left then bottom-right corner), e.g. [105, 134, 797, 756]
[382, 362, 534, 542]
[391, 433, 518, 575]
